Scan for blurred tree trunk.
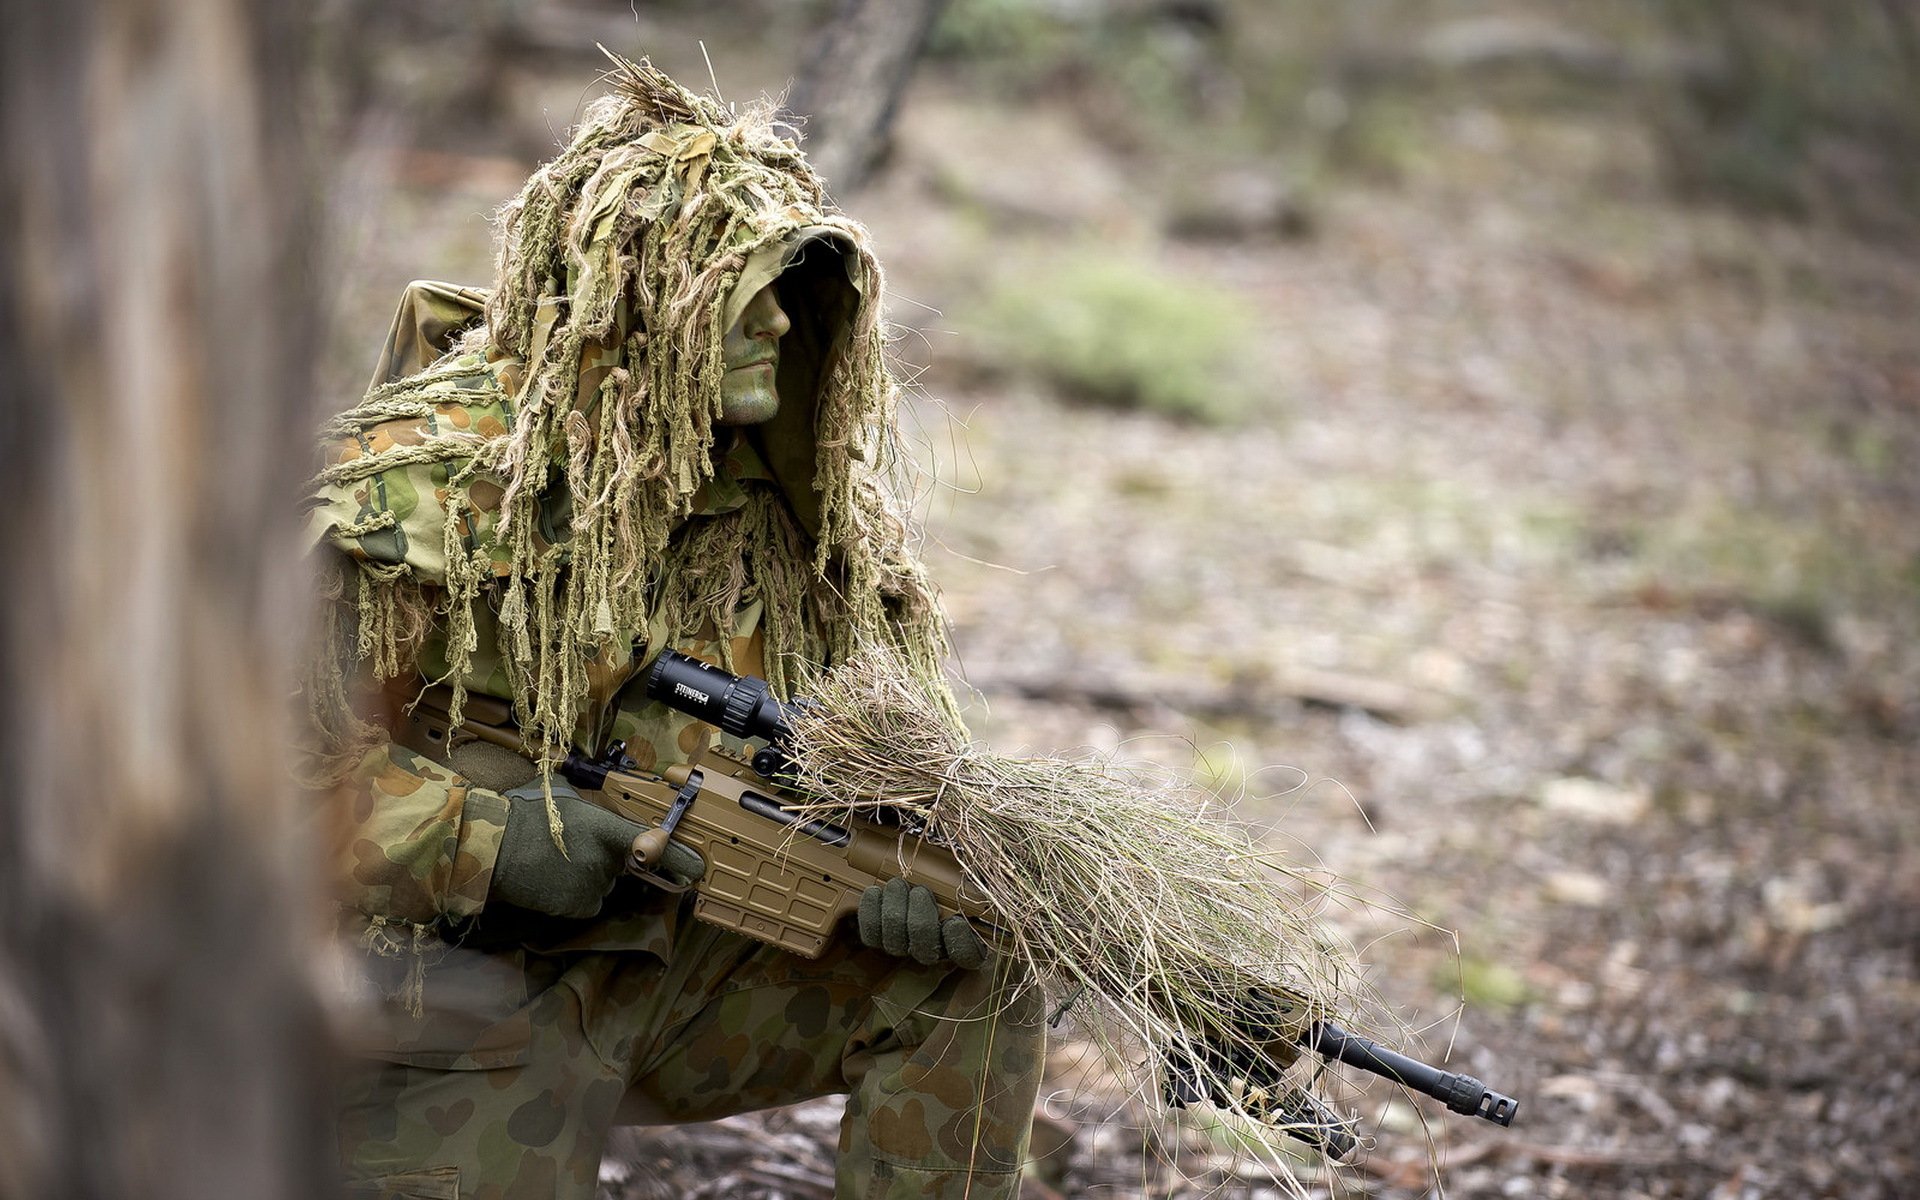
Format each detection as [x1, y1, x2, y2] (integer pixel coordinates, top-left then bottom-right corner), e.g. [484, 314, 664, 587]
[785, 0, 951, 195]
[0, 1, 334, 1198]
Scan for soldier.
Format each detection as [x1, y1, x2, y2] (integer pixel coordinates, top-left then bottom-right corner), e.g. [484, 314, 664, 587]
[305, 57, 1043, 1200]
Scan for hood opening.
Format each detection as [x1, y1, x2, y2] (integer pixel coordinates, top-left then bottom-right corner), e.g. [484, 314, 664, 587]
[746, 232, 863, 539]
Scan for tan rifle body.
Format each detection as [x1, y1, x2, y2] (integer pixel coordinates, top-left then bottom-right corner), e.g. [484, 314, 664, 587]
[392, 673, 1515, 1156]
[396, 690, 999, 959]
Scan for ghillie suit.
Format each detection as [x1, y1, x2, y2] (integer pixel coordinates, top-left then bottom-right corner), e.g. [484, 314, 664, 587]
[307, 54, 955, 800]
[307, 58, 1042, 1200]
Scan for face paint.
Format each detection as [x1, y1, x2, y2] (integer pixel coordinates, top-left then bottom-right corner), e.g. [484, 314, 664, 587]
[717, 283, 791, 425]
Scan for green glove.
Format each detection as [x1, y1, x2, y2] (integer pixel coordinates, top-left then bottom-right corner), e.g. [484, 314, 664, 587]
[491, 779, 704, 919]
[857, 877, 989, 969]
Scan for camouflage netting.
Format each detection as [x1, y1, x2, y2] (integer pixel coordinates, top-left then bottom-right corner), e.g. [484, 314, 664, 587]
[309, 53, 955, 781]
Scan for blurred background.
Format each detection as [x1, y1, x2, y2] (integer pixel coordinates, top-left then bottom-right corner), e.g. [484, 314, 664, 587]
[4, 1, 1916, 1198]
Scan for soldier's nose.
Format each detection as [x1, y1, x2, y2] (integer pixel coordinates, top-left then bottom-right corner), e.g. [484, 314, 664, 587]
[746, 285, 790, 341]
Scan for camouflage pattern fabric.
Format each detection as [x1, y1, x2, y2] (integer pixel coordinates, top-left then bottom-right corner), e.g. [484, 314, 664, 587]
[365, 281, 488, 394]
[337, 912, 1044, 1200]
[319, 272, 1043, 1198]
[310, 64, 963, 778]
[326, 597, 764, 933]
[330, 639, 1047, 1200]
[336, 743, 508, 926]
[303, 331, 535, 590]
[304, 279, 799, 752]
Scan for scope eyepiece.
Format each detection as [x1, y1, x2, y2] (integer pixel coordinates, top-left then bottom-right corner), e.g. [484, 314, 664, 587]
[644, 650, 793, 744]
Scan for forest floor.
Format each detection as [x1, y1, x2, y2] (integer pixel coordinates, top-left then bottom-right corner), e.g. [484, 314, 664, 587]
[325, 12, 1920, 1198]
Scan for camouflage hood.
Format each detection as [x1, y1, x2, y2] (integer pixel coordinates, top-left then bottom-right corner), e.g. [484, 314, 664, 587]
[310, 54, 952, 770]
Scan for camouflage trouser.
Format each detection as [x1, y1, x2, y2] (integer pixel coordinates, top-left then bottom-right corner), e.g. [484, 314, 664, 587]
[336, 912, 1046, 1200]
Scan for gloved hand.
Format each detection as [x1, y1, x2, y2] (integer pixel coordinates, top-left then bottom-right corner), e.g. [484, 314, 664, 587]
[491, 779, 704, 919]
[857, 877, 989, 969]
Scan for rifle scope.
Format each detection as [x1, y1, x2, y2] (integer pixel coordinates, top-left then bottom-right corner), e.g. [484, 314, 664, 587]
[645, 651, 794, 744]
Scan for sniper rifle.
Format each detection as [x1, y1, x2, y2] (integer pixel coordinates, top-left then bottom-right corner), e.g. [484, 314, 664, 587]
[401, 650, 1519, 1158]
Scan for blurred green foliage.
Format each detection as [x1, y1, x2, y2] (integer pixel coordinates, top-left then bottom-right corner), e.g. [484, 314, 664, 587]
[1192, 743, 1251, 798]
[965, 249, 1261, 424]
[930, 0, 1257, 151]
[929, 0, 1063, 60]
[1624, 492, 1920, 652]
[1450, 955, 1533, 1013]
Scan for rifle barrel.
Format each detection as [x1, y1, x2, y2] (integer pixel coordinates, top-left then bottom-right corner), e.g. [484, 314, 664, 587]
[1306, 1022, 1518, 1127]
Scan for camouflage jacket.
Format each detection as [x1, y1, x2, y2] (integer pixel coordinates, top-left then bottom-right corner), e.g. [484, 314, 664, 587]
[308, 282, 784, 953]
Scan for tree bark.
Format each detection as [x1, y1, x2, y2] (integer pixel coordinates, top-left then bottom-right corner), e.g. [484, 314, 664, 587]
[785, 0, 952, 195]
[0, 1, 334, 1198]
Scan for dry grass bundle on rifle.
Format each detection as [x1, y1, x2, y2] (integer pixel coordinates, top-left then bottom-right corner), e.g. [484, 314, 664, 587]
[778, 648, 1392, 1146]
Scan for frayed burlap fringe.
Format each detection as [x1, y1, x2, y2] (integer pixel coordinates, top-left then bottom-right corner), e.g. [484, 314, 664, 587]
[309, 53, 958, 796]
[356, 915, 442, 1018]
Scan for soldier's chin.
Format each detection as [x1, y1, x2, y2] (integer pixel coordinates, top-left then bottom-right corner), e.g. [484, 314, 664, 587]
[717, 384, 781, 426]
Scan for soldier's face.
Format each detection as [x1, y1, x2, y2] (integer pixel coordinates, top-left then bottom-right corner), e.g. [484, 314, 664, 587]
[717, 283, 791, 425]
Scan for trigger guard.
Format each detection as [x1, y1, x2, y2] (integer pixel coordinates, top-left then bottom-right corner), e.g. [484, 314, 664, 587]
[626, 858, 694, 894]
